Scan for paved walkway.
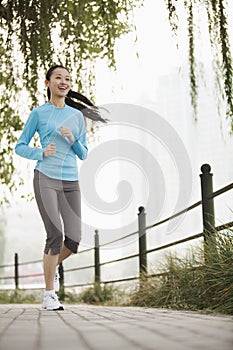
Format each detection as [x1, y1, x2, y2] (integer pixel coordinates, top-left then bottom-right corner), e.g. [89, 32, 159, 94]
[0, 304, 232, 350]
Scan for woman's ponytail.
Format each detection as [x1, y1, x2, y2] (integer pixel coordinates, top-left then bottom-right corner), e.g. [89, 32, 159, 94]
[65, 90, 108, 123]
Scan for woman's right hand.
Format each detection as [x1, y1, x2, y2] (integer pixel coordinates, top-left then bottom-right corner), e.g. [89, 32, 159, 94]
[43, 143, 56, 157]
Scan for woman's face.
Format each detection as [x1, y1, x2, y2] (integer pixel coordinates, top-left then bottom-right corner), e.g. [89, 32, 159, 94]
[46, 67, 71, 99]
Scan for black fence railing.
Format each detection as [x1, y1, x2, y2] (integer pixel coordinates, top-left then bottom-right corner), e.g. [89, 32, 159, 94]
[0, 164, 232, 291]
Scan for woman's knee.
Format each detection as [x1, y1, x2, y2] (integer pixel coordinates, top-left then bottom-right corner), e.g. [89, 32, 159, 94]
[64, 236, 80, 254]
[44, 233, 63, 255]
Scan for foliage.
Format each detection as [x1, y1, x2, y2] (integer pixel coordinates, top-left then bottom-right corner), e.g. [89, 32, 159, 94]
[164, 0, 233, 129]
[70, 283, 117, 305]
[0, 284, 125, 306]
[0, 290, 42, 303]
[130, 255, 207, 310]
[130, 230, 233, 314]
[0, 0, 142, 203]
[203, 231, 233, 314]
[0, 215, 6, 265]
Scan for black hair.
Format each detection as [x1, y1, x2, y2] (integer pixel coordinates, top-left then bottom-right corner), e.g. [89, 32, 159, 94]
[46, 65, 107, 123]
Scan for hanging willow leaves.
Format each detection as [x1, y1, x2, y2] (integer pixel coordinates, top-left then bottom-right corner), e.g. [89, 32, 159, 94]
[218, 0, 233, 120]
[0, 0, 142, 203]
[164, 0, 233, 130]
[185, 0, 198, 119]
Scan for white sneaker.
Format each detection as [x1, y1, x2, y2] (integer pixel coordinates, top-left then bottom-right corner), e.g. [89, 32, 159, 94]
[54, 271, 60, 292]
[42, 293, 64, 311]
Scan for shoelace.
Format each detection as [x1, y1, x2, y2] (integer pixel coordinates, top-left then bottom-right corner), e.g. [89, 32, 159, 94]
[44, 294, 58, 301]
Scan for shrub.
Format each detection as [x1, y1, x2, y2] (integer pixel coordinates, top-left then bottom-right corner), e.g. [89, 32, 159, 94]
[130, 230, 233, 314]
[202, 231, 233, 314]
[65, 283, 117, 305]
[0, 290, 41, 304]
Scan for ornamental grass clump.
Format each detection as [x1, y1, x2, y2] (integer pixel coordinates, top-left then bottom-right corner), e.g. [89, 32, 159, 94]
[130, 229, 233, 314]
[130, 253, 206, 311]
[68, 283, 118, 305]
[0, 290, 41, 304]
[202, 231, 233, 314]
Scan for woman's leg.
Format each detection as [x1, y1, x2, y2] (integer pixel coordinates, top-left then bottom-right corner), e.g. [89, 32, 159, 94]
[57, 243, 72, 265]
[58, 181, 81, 255]
[44, 250, 59, 291]
[55, 184, 81, 293]
[33, 171, 64, 291]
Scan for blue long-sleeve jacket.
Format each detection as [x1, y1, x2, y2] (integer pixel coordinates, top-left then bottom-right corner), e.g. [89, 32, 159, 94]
[15, 103, 88, 180]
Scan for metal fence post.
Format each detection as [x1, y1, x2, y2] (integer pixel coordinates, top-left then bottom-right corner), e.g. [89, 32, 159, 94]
[200, 164, 215, 249]
[58, 262, 65, 301]
[94, 229, 100, 283]
[138, 206, 147, 277]
[14, 253, 19, 290]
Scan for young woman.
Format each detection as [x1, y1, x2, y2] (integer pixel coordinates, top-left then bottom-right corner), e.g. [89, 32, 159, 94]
[15, 65, 106, 310]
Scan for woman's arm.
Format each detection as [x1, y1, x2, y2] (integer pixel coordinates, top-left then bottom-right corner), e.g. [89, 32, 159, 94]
[72, 137, 88, 160]
[71, 113, 88, 160]
[15, 110, 44, 160]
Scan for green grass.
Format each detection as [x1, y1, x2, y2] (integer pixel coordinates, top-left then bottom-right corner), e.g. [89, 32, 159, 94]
[0, 284, 120, 306]
[64, 283, 123, 305]
[129, 230, 233, 314]
[0, 290, 42, 304]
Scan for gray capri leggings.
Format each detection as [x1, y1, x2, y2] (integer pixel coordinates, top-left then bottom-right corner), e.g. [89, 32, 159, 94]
[33, 170, 81, 255]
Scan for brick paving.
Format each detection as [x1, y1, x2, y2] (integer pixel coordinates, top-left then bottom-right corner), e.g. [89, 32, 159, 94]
[0, 304, 232, 350]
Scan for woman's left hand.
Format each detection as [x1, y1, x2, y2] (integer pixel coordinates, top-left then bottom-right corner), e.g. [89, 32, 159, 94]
[60, 126, 75, 143]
